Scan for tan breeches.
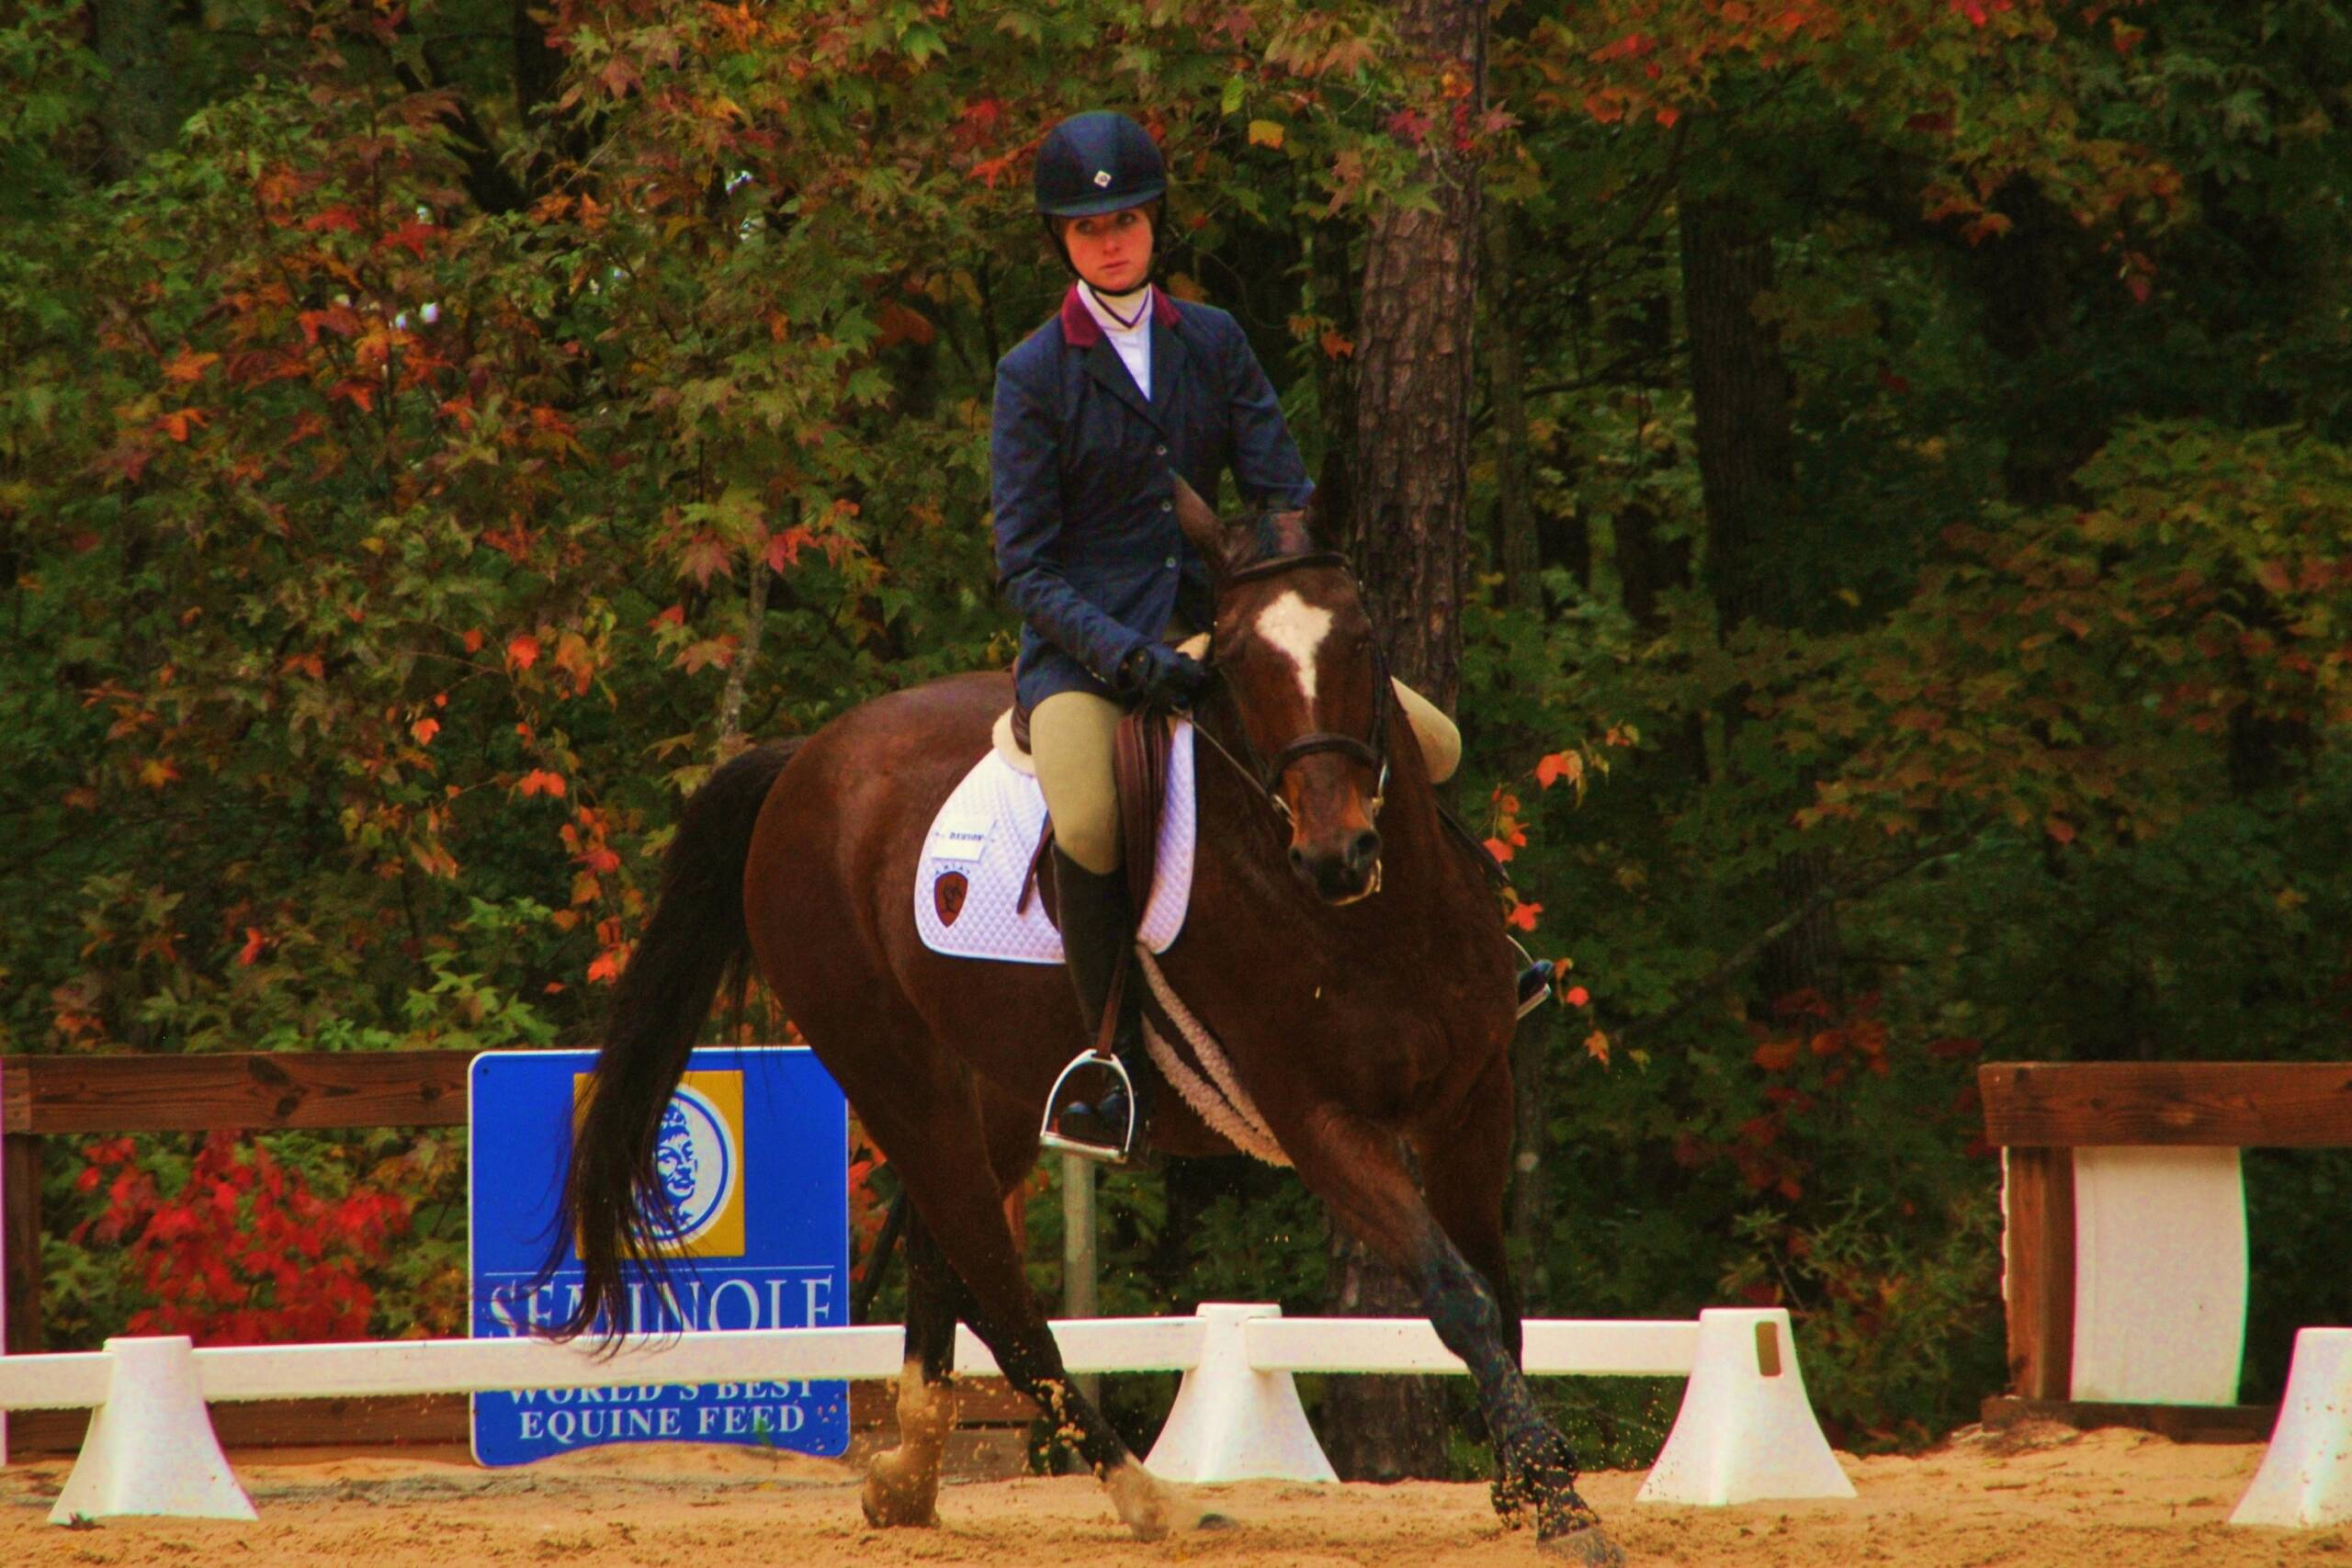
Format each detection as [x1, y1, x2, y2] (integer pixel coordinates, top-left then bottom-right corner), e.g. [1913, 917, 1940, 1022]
[1032, 679, 1462, 875]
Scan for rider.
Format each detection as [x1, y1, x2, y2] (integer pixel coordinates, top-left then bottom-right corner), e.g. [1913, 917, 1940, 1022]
[992, 110, 1554, 1163]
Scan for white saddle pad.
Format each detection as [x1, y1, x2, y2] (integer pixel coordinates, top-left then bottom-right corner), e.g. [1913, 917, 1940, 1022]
[915, 723, 1196, 964]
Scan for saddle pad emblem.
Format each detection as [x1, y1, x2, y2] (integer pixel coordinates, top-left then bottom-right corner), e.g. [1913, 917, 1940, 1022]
[933, 871, 969, 926]
[915, 722, 1195, 965]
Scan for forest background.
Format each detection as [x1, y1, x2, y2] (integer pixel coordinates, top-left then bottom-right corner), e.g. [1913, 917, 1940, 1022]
[4, 0, 2349, 1473]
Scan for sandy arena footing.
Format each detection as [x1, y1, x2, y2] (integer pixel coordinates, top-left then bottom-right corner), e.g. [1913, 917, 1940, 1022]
[5, 1421, 2348, 1565]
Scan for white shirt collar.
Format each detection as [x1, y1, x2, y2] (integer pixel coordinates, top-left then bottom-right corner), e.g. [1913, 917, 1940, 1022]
[1080, 280, 1154, 335]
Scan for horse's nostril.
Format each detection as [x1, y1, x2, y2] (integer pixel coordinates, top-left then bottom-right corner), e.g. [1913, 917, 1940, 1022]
[1349, 830, 1382, 872]
[1288, 844, 1308, 874]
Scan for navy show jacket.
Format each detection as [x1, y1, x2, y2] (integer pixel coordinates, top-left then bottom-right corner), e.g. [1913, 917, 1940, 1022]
[990, 283, 1314, 713]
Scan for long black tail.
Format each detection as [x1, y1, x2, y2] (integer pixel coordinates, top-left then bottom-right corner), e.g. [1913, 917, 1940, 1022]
[545, 739, 803, 1340]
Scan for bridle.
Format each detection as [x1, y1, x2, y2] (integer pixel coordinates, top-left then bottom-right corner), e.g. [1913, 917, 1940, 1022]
[1187, 549, 1392, 833]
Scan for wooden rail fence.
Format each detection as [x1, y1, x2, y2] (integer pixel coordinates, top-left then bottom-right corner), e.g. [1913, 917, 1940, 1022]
[1979, 1060, 2352, 1442]
[0, 1051, 1030, 1461]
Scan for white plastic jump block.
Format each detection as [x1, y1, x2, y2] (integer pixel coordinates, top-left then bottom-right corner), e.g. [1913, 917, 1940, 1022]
[2069, 1145, 2247, 1404]
[2233, 1328, 2352, 1529]
[51, 1337, 255, 1525]
[1146, 1303, 1338, 1483]
[1635, 1308, 1855, 1506]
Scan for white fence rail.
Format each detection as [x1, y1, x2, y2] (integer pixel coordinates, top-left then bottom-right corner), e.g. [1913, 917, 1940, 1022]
[0, 1303, 1855, 1525]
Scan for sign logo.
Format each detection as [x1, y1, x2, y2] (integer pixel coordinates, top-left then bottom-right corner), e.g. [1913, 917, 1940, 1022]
[933, 871, 969, 926]
[575, 1069, 745, 1258]
[1092, 168, 1113, 187]
[474, 1048, 850, 1467]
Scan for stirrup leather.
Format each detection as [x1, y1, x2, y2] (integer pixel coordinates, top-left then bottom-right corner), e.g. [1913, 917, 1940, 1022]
[1039, 1047, 1138, 1161]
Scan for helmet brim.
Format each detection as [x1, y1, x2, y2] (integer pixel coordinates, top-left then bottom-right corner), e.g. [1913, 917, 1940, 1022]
[1036, 182, 1167, 220]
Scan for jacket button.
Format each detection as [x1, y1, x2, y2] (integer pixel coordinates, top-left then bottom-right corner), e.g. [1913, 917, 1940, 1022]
[1160, 499, 1172, 512]
[1155, 444, 1168, 456]
[1164, 556, 1177, 569]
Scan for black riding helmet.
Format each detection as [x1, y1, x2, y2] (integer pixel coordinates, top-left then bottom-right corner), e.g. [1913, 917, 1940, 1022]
[1034, 110, 1167, 272]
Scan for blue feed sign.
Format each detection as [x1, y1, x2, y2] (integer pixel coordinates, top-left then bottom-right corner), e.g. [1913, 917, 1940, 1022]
[468, 1046, 851, 1466]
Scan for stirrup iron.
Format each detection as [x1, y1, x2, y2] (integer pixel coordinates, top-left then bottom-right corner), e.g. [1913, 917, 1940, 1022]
[1039, 1047, 1138, 1162]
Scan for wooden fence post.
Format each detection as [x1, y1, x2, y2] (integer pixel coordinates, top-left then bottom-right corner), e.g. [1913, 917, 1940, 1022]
[2002, 1145, 2074, 1402]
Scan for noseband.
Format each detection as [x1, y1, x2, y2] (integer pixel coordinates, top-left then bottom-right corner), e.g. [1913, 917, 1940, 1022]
[1195, 550, 1392, 830]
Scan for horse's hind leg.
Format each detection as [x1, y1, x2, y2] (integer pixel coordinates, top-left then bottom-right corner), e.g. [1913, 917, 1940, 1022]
[1287, 1100, 1623, 1566]
[849, 1068, 1185, 1540]
[861, 1209, 964, 1527]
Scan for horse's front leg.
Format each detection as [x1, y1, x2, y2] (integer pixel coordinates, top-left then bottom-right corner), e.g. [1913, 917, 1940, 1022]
[1288, 1101, 1623, 1566]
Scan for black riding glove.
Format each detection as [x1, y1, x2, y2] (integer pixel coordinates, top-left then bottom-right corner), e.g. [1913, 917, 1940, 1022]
[1117, 642, 1210, 709]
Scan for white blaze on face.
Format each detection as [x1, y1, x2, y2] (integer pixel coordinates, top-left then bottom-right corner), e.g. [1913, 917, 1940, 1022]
[1255, 590, 1335, 710]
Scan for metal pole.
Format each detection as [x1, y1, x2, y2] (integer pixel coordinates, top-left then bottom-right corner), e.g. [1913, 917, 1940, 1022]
[1060, 1153, 1099, 1406]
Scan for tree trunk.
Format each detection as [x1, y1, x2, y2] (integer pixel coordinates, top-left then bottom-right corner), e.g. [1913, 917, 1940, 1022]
[1679, 189, 1841, 1002]
[1318, 1222, 1453, 1480]
[1321, 0, 1489, 1483]
[1485, 205, 1541, 612]
[88, 0, 175, 184]
[1348, 0, 1487, 712]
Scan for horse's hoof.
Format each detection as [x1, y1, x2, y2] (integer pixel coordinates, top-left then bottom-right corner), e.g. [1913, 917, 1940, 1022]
[1538, 1523, 1626, 1566]
[859, 1457, 941, 1529]
[1195, 1510, 1238, 1532]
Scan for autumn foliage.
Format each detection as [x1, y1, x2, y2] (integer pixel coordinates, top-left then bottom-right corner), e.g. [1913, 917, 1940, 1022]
[6, 0, 2350, 1450]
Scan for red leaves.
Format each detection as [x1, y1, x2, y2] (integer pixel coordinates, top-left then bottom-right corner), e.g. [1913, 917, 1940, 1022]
[1950, 0, 2015, 26]
[515, 769, 568, 799]
[765, 527, 815, 571]
[379, 218, 436, 261]
[505, 633, 540, 671]
[1535, 751, 1583, 790]
[71, 1134, 411, 1345]
[1592, 31, 1656, 62]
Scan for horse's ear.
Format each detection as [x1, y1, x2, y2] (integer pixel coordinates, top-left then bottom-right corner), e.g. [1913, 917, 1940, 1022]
[1172, 475, 1233, 577]
[1304, 452, 1349, 551]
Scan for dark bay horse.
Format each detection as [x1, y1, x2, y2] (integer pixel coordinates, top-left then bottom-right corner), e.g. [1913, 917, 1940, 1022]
[554, 480, 1623, 1564]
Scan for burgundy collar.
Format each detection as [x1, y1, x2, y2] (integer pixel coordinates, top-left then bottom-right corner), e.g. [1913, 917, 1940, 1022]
[1059, 282, 1180, 348]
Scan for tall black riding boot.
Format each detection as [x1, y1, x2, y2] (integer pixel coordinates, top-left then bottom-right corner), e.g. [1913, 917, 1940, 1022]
[1045, 848, 1159, 1162]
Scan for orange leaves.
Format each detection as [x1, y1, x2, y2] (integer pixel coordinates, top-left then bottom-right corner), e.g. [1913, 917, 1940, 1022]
[765, 527, 815, 571]
[1583, 1030, 1611, 1066]
[155, 407, 209, 443]
[163, 350, 219, 384]
[515, 769, 568, 799]
[678, 532, 732, 588]
[1503, 888, 1542, 931]
[505, 634, 540, 671]
[1535, 750, 1584, 791]
[410, 717, 440, 746]
[675, 636, 740, 674]
[876, 300, 935, 348]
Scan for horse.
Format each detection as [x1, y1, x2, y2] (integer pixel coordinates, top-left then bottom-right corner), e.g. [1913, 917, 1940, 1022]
[551, 479, 1624, 1565]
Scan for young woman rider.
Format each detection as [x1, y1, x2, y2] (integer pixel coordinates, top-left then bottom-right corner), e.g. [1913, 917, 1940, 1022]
[990, 110, 1552, 1163]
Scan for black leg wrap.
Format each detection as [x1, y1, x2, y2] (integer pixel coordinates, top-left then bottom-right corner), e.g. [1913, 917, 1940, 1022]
[1418, 1248, 1613, 1553]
